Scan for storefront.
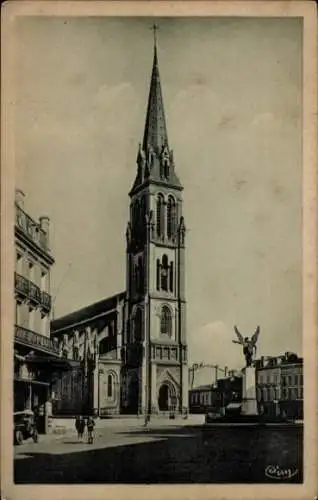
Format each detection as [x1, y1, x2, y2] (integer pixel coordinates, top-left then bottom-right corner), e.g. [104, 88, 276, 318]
[14, 352, 72, 433]
[14, 377, 50, 432]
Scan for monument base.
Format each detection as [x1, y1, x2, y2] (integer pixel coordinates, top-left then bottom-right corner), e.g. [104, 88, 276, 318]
[241, 366, 258, 416]
[241, 398, 258, 415]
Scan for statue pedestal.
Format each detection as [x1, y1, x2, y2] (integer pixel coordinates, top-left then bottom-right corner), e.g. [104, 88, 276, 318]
[241, 366, 258, 415]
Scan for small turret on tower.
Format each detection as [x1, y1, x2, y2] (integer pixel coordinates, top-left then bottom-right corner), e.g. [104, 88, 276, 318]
[129, 26, 182, 197]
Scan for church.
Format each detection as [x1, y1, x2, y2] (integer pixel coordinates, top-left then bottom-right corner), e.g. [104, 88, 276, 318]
[51, 34, 189, 418]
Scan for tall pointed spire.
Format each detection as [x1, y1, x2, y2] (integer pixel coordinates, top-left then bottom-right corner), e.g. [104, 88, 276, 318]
[142, 24, 168, 153]
[129, 25, 183, 197]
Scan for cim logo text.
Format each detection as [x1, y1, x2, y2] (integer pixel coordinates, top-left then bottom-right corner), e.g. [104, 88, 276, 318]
[265, 465, 299, 480]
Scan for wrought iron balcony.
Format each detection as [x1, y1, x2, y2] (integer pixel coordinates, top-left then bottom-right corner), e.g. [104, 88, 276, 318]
[15, 273, 29, 297]
[15, 204, 49, 251]
[15, 324, 59, 355]
[41, 291, 52, 312]
[15, 273, 52, 312]
[29, 281, 42, 305]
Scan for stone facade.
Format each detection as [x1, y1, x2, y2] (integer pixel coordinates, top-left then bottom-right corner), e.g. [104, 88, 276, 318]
[14, 189, 60, 433]
[50, 40, 189, 418]
[255, 352, 303, 419]
[121, 40, 188, 417]
[189, 376, 243, 414]
[51, 293, 124, 416]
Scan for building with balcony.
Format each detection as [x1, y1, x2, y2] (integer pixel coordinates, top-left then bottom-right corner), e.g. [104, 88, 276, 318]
[14, 189, 68, 432]
[255, 352, 303, 420]
[51, 293, 125, 417]
[280, 353, 303, 419]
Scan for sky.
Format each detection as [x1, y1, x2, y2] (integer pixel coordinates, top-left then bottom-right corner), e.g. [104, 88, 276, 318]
[14, 16, 303, 374]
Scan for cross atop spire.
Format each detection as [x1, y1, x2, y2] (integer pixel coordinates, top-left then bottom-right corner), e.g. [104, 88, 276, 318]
[151, 24, 159, 64]
[151, 23, 159, 49]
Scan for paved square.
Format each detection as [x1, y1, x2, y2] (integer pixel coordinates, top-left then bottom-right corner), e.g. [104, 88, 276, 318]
[14, 423, 303, 483]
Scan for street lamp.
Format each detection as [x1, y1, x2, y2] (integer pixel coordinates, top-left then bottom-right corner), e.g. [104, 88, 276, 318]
[189, 362, 228, 389]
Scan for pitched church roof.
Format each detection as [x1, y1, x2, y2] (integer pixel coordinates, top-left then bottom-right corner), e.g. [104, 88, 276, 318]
[51, 291, 125, 334]
[130, 31, 182, 196]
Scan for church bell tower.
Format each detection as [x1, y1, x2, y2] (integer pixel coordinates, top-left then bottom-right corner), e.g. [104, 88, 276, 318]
[122, 28, 188, 417]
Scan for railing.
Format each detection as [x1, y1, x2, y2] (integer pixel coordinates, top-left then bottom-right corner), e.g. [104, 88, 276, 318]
[15, 204, 49, 251]
[15, 273, 29, 296]
[15, 273, 52, 312]
[15, 324, 59, 355]
[41, 291, 52, 311]
[29, 281, 42, 304]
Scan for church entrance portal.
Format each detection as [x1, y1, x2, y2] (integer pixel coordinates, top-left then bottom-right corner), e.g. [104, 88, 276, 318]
[158, 383, 177, 412]
[158, 384, 169, 411]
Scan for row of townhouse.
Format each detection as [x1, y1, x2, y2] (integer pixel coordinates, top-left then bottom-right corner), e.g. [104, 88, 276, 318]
[189, 352, 303, 420]
[14, 190, 70, 433]
[255, 352, 303, 419]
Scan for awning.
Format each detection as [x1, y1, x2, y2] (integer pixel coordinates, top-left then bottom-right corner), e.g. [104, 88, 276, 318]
[14, 353, 26, 362]
[17, 355, 74, 371]
[14, 409, 34, 416]
[226, 403, 242, 410]
[14, 376, 50, 386]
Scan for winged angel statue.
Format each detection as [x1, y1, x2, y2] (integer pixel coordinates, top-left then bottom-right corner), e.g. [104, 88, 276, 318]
[232, 325, 260, 367]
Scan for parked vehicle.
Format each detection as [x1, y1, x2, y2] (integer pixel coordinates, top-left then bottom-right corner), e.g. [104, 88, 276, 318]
[205, 407, 221, 423]
[14, 410, 39, 445]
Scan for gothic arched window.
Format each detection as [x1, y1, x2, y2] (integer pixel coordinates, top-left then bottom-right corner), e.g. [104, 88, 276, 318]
[161, 148, 170, 179]
[73, 346, 79, 361]
[134, 307, 143, 341]
[139, 195, 146, 241]
[137, 256, 144, 294]
[107, 373, 114, 398]
[156, 259, 161, 291]
[160, 305, 172, 336]
[133, 264, 138, 295]
[169, 261, 174, 292]
[164, 160, 169, 179]
[161, 255, 169, 291]
[167, 196, 176, 239]
[132, 199, 140, 239]
[137, 257, 143, 293]
[156, 194, 164, 238]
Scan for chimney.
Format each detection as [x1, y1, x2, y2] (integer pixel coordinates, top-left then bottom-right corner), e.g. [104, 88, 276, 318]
[15, 189, 25, 209]
[39, 216, 50, 247]
[224, 366, 228, 377]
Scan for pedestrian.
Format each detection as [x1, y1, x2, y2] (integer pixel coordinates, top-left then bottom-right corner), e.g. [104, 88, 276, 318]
[75, 415, 85, 441]
[144, 414, 150, 428]
[79, 416, 85, 440]
[86, 416, 95, 444]
[33, 406, 39, 432]
[75, 415, 81, 440]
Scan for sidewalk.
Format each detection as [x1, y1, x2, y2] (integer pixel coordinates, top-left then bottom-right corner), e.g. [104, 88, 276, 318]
[51, 414, 204, 434]
[14, 415, 205, 447]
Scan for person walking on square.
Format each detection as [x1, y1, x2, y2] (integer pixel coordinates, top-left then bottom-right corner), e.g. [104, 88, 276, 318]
[79, 416, 85, 440]
[75, 416, 81, 440]
[75, 415, 85, 441]
[86, 416, 95, 444]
